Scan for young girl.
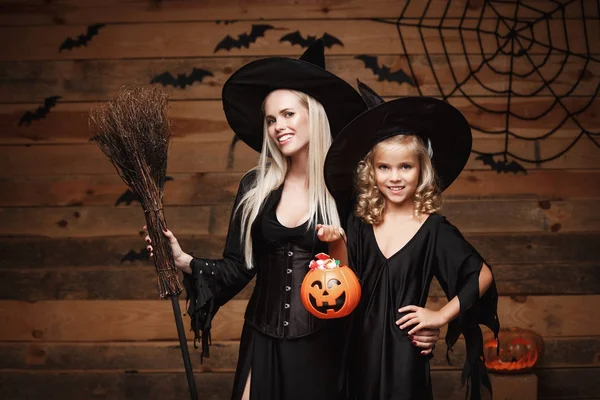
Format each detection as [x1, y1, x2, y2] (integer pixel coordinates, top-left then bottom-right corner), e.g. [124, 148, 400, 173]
[322, 82, 500, 400]
[145, 45, 440, 400]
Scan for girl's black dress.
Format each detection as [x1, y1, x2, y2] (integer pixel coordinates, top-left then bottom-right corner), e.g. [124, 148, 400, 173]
[184, 171, 347, 400]
[345, 212, 500, 400]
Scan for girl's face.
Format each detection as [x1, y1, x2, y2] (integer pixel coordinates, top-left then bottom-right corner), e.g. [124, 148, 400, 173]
[373, 143, 420, 207]
[263, 90, 310, 157]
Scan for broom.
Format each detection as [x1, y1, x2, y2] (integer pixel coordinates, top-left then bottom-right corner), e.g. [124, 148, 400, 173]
[89, 84, 198, 400]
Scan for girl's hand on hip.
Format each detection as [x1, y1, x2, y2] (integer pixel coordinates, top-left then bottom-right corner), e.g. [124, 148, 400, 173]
[396, 305, 447, 336]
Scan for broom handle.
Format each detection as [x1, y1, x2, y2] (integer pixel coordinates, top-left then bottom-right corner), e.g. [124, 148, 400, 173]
[170, 294, 199, 400]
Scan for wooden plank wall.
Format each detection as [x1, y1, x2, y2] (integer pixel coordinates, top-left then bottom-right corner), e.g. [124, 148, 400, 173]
[0, 0, 599, 399]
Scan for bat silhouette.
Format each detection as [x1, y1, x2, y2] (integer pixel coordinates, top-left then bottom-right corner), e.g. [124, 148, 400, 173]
[355, 55, 415, 86]
[59, 23, 105, 52]
[150, 68, 214, 89]
[115, 176, 174, 206]
[279, 31, 343, 49]
[19, 96, 61, 126]
[214, 24, 275, 53]
[120, 248, 149, 263]
[476, 154, 528, 174]
[115, 190, 139, 206]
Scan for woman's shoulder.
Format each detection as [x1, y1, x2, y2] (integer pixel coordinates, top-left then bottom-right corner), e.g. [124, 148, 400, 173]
[241, 169, 258, 184]
[237, 169, 258, 193]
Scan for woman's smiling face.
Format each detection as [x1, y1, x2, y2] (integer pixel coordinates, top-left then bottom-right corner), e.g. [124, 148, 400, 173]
[263, 89, 310, 157]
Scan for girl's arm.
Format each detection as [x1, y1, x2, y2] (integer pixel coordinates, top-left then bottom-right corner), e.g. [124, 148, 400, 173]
[396, 262, 493, 335]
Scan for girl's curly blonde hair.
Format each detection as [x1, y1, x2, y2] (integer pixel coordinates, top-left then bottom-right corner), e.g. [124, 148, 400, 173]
[354, 134, 442, 225]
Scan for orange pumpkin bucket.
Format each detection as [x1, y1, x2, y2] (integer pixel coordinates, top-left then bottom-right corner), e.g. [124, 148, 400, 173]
[300, 253, 361, 319]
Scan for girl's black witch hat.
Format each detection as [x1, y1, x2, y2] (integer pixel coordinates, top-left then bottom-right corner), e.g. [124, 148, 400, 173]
[324, 81, 472, 203]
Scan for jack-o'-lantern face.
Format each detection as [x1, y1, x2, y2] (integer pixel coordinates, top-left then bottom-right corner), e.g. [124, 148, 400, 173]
[307, 277, 346, 314]
[483, 327, 544, 373]
[300, 253, 361, 319]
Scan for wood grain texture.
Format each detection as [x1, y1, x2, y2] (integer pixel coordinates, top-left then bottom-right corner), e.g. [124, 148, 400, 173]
[0, 369, 597, 400]
[1, 0, 596, 25]
[1, 170, 599, 208]
[537, 368, 600, 399]
[2, 261, 599, 300]
[2, 96, 598, 148]
[0, 268, 256, 301]
[207, 198, 600, 236]
[0, 172, 243, 207]
[2, 19, 598, 61]
[0, 236, 226, 268]
[1, 55, 598, 103]
[1, 135, 598, 178]
[2, 231, 597, 268]
[0, 299, 247, 342]
[1, 198, 598, 237]
[1, 336, 598, 371]
[0, 296, 598, 342]
[0, 205, 214, 237]
[0, 371, 235, 400]
[0, 2, 598, 399]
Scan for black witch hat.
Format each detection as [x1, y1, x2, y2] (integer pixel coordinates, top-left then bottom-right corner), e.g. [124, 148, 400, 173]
[324, 81, 472, 203]
[222, 41, 367, 152]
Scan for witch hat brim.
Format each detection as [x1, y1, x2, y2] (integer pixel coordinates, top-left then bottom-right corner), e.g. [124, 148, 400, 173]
[222, 41, 367, 152]
[324, 81, 472, 204]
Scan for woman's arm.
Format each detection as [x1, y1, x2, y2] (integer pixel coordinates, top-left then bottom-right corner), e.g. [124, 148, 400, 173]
[316, 224, 348, 265]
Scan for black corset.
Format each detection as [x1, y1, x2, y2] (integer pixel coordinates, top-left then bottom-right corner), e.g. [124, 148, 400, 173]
[245, 243, 323, 338]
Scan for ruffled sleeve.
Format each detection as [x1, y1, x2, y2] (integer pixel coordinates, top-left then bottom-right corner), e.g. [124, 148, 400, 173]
[183, 170, 257, 361]
[433, 216, 500, 400]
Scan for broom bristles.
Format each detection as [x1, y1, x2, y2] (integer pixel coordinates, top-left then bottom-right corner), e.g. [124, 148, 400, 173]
[89, 84, 182, 297]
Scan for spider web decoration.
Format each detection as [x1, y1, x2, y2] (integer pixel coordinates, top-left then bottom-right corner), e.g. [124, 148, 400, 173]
[378, 0, 600, 173]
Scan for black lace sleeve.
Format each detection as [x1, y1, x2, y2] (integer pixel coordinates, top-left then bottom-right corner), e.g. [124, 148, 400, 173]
[183, 170, 257, 360]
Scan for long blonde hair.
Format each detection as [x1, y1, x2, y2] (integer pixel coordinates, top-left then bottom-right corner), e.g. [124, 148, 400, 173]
[355, 134, 442, 225]
[236, 90, 341, 268]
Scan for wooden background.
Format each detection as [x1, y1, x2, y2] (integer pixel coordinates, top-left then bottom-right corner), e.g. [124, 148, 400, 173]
[0, 0, 599, 399]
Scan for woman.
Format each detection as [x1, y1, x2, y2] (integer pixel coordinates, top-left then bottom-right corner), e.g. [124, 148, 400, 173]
[146, 44, 439, 400]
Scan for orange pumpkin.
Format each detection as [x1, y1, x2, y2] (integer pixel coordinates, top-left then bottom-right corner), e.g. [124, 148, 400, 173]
[483, 327, 544, 373]
[300, 253, 361, 319]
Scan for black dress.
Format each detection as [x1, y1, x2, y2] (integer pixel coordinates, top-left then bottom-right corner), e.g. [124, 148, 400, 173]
[184, 171, 348, 400]
[345, 213, 500, 400]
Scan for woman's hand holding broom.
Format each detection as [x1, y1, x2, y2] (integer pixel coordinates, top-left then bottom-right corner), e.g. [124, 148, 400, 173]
[144, 225, 193, 274]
